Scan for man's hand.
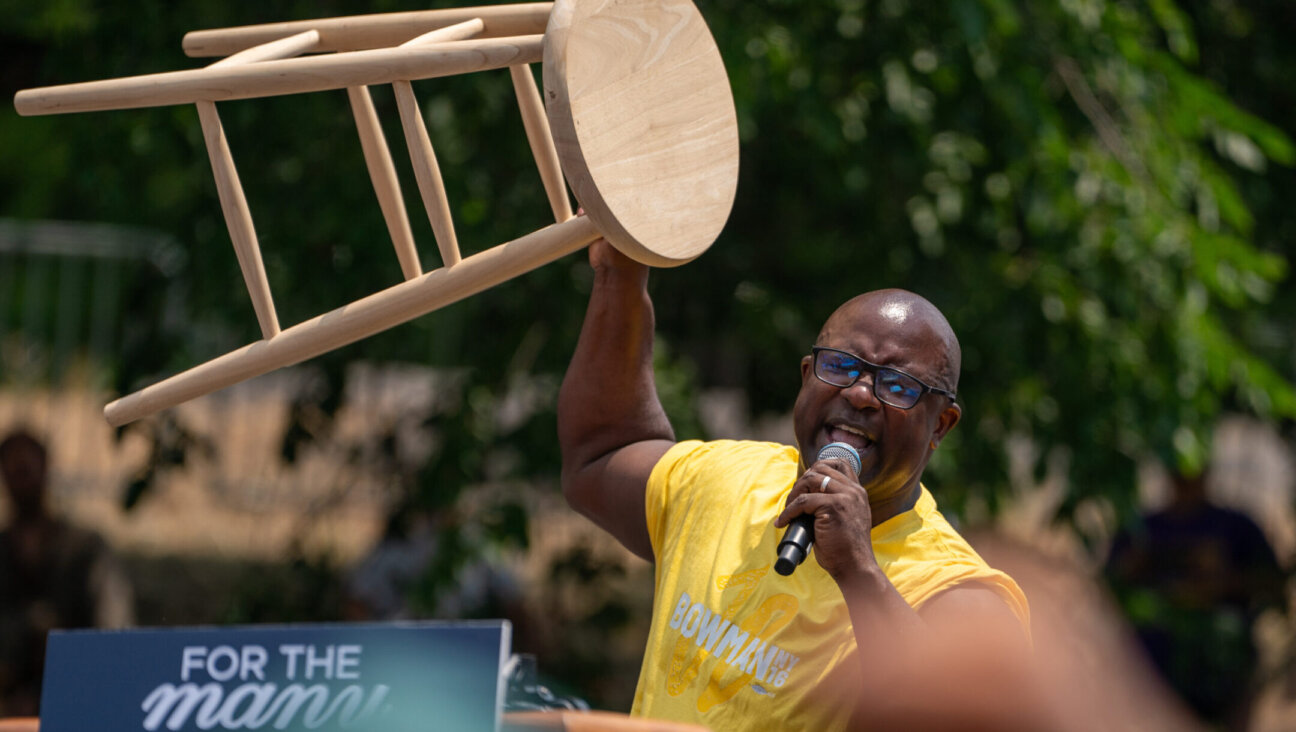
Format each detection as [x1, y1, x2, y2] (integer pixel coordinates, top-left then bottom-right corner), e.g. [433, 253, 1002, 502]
[588, 235, 641, 271]
[774, 458, 878, 581]
[582, 211, 648, 279]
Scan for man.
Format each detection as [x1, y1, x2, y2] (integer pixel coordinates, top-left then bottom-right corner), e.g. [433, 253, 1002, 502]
[0, 430, 133, 715]
[558, 236, 1030, 730]
[1106, 468, 1285, 729]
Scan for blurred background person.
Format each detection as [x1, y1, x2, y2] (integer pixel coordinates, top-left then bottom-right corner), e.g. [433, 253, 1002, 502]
[1106, 465, 1288, 730]
[0, 429, 134, 716]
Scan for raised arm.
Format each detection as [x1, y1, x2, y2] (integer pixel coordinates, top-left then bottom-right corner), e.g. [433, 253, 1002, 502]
[558, 235, 675, 561]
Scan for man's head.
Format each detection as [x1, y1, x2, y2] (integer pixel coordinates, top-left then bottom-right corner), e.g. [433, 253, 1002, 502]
[0, 430, 49, 519]
[792, 289, 962, 505]
[1168, 466, 1209, 508]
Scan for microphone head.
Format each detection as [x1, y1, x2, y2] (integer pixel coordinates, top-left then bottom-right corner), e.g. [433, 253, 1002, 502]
[817, 442, 861, 477]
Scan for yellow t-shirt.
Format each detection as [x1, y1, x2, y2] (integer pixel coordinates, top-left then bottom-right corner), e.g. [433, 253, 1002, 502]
[632, 440, 1029, 730]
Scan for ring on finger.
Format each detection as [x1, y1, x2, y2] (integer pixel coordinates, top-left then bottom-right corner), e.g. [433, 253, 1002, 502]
[819, 475, 831, 492]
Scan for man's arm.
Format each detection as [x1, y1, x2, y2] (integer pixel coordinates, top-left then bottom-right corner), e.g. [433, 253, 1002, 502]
[558, 236, 675, 562]
[839, 577, 1036, 731]
[776, 462, 1029, 725]
[845, 587, 1050, 732]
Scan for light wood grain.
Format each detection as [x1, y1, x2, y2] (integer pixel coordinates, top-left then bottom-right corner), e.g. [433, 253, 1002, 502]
[193, 30, 325, 339]
[182, 4, 551, 57]
[543, 0, 738, 267]
[347, 85, 422, 280]
[207, 29, 320, 68]
[394, 79, 460, 268]
[195, 101, 281, 340]
[13, 0, 740, 422]
[510, 64, 573, 222]
[104, 215, 601, 426]
[15, 36, 544, 116]
[402, 17, 486, 46]
[339, 18, 488, 280]
[386, 18, 493, 269]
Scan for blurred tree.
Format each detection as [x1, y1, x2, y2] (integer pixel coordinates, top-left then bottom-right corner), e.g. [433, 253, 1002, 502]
[1175, 0, 1296, 429]
[676, 0, 1296, 527]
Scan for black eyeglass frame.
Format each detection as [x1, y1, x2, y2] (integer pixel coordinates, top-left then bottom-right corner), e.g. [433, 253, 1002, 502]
[810, 346, 957, 409]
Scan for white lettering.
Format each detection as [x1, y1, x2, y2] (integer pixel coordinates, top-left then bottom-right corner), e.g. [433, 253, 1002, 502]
[663, 594, 805, 688]
[300, 685, 337, 728]
[716, 626, 750, 663]
[305, 646, 334, 680]
[139, 681, 391, 730]
[180, 645, 270, 683]
[272, 684, 327, 728]
[249, 685, 298, 727]
[207, 646, 239, 682]
[336, 645, 361, 680]
[141, 683, 222, 731]
[680, 604, 704, 640]
[696, 613, 730, 652]
[181, 647, 206, 682]
[241, 646, 268, 681]
[280, 645, 306, 680]
[211, 684, 275, 728]
[733, 637, 765, 673]
[353, 684, 390, 723]
[669, 592, 691, 630]
[309, 686, 363, 727]
[753, 643, 781, 681]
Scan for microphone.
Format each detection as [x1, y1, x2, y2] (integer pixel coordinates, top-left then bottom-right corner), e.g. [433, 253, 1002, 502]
[774, 442, 862, 576]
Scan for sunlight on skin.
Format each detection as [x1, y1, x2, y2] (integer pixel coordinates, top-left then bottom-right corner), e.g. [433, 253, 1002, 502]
[878, 300, 913, 324]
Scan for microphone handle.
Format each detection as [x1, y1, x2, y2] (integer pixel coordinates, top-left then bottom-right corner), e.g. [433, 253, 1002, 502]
[774, 514, 814, 576]
[774, 442, 860, 577]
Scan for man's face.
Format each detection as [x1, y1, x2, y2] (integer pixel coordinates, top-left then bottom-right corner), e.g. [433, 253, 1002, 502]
[792, 296, 960, 502]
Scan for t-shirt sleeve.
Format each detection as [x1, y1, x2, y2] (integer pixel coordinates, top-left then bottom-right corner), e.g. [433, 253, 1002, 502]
[644, 440, 799, 560]
[644, 440, 710, 559]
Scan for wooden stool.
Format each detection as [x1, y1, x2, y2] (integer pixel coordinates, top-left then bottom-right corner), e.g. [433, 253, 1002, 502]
[14, 0, 738, 426]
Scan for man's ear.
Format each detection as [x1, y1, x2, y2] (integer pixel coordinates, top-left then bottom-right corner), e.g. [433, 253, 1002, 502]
[929, 402, 962, 450]
[800, 354, 813, 382]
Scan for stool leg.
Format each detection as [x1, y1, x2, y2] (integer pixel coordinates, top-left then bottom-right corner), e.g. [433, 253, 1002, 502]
[394, 80, 460, 268]
[195, 100, 281, 340]
[510, 64, 573, 223]
[104, 215, 603, 427]
[389, 19, 488, 270]
[348, 85, 422, 280]
[194, 30, 325, 340]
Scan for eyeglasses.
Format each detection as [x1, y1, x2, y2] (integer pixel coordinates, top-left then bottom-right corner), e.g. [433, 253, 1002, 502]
[811, 346, 956, 410]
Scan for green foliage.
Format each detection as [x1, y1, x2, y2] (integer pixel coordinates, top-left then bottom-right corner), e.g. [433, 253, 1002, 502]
[671, 0, 1296, 517]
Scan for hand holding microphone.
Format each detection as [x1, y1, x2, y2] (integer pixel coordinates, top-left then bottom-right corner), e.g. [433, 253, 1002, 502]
[774, 442, 862, 576]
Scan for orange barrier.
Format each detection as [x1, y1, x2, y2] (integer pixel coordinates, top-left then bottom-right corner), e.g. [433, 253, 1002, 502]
[2, 712, 705, 732]
[504, 711, 709, 731]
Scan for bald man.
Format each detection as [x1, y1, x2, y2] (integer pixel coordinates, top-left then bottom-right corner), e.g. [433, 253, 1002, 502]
[558, 235, 1030, 730]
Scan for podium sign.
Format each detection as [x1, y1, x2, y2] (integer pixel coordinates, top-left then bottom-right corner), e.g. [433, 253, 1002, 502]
[40, 621, 511, 732]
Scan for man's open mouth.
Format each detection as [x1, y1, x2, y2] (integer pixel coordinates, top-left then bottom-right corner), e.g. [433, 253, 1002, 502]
[826, 422, 875, 453]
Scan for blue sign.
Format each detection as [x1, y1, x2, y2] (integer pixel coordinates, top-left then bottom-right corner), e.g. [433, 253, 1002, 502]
[40, 621, 511, 732]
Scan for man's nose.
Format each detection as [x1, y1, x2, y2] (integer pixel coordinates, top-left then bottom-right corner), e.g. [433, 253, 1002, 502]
[841, 374, 882, 409]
